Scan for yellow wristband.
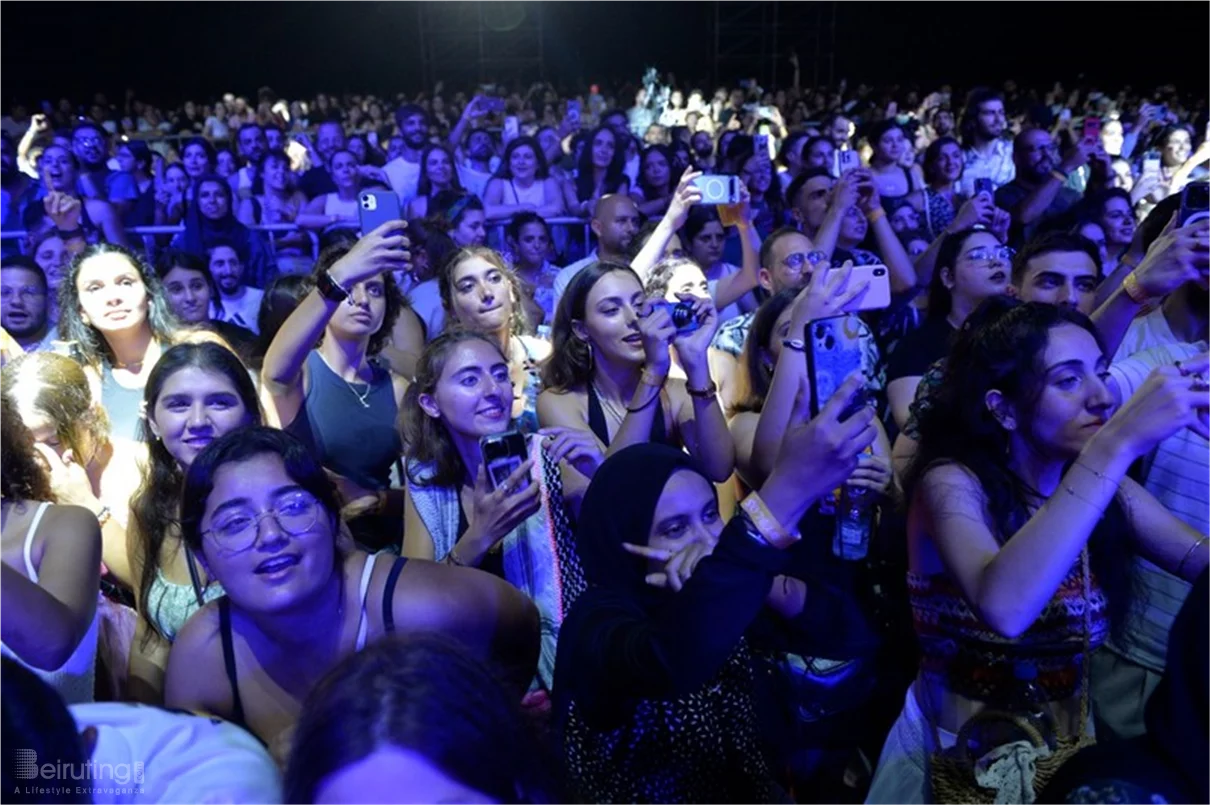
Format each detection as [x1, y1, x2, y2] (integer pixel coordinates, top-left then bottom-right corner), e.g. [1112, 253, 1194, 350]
[865, 207, 887, 224]
[740, 493, 799, 550]
[1122, 270, 1148, 304]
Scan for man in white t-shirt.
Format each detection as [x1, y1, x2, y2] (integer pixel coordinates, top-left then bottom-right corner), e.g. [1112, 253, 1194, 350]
[383, 104, 429, 205]
[552, 194, 641, 309]
[207, 243, 264, 334]
[229, 123, 267, 201]
[456, 129, 497, 200]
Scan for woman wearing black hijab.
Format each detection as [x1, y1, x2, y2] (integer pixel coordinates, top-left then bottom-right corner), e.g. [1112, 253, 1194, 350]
[1041, 568, 1209, 804]
[553, 374, 878, 803]
[176, 174, 276, 289]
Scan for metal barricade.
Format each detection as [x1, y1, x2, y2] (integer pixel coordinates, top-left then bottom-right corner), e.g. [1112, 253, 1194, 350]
[0, 224, 320, 263]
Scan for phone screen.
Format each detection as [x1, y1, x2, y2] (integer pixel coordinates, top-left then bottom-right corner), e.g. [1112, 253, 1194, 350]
[839, 150, 860, 175]
[480, 431, 529, 491]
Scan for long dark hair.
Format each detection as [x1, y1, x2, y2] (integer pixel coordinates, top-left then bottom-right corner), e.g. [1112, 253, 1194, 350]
[56, 243, 180, 369]
[181, 174, 250, 259]
[416, 143, 464, 198]
[252, 273, 315, 370]
[0, 394, 53, 503]
[906, 299, 1130, 630]
[130, 342, 261, 643]
[400, 330, 509, 488]
[540, 261, 641, 391]
[180, 427, 342, 557]
[636, 144, 681, 201]
[155, 248, 225, 318]
[284, 634, 563, 804]
[733, 287, 797, 415]
[573, 126, 627, 203]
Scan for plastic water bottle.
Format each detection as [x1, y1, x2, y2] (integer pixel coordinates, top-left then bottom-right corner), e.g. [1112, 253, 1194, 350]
[833, 484, 874, 560]
[964, 662, 1058, 760]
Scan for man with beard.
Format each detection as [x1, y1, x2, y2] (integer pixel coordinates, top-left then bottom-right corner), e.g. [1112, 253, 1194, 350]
[384, 103, 429, 204]
[206, 240, 263, 333]
[457, 128, 496, 200]
[690, 130, 715, 171]
[994, 127, 1098, 247]
[230, 123, 268, 200]
[0, 256, 54, 352]
[298, 120, 346, 200]
[71, 121, 138, 215]
[958, 88, 1015, 196]
[551, 193, 641, 308]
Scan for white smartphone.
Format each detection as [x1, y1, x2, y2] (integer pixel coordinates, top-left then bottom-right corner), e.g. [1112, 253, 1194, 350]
[504, 116, 520, 142]
[838, 149, 861, 176]
[835, 264, 891, 312]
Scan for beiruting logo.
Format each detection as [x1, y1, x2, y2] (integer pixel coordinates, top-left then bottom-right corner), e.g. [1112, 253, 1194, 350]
[11, 749, 145, 794]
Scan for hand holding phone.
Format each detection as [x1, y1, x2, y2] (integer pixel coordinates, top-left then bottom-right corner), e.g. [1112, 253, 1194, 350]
[1143, 150, 1162, 177]
[838, 149, 861, 176]
[805, 315, 868, 419]
[468, 447, 540, 549]
[689, 175, 741, 205]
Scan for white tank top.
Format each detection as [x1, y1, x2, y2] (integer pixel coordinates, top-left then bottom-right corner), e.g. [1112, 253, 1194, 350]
[506, 179, 546, 207]
[323, 193, 359, 221]
[1, 502, 99, 704]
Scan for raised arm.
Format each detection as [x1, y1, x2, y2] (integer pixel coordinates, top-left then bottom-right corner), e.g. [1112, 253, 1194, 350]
[712, 184, 762, 310]
[922, 367, 1207, 638]
[854, 173, 917, 292]
[668, 296, 735, 482]
[260, 221, 410, 426]
[630, 171, 703, 283]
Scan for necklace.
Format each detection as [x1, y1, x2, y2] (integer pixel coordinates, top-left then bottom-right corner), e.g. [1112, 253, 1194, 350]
[592, 382, 627, 426]
[345, 376, 372, 408]
[112, 358, 143, 371]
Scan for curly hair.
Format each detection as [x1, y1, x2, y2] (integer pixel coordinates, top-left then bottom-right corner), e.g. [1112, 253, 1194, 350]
[0, 394, 53, 503]
[55, 242, 181, 369]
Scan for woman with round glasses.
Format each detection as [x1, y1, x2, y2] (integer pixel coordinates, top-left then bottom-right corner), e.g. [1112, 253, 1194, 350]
[164, 427, 540, 762]
[885, 227, 1014, 432]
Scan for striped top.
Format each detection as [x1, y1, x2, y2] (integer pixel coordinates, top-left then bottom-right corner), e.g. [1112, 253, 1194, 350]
[1106, 336, 1208, 672]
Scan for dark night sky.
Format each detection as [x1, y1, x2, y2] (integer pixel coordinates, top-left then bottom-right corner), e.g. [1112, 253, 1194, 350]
[3, 2, 1207, 108]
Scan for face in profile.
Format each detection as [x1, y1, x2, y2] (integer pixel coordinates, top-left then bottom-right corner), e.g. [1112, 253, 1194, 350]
[578, 269, 646, 366]
[418, 338, 513, 440]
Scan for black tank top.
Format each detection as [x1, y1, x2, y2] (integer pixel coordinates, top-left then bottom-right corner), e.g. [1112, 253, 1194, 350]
[585, 383, 675, 448]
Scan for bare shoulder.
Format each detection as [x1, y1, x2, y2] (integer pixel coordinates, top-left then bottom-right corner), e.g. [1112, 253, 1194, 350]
[918, 462, 988, 519]
[164, 601, 230, 710]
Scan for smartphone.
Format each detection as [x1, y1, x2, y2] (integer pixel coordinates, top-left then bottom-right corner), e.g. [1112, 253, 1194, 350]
[755, 133, 773, 161]
[1081, 117, 1102, 142]
[1179, 181, 1210, 226]
[503, 115, 520, 142]
[1142, 150, 1161, 176]
[838, 149, 861, 176]
[567, 99, 581, 123]
[690, 174, 741, 205]
[357, 189, 403, 237]
[484, 97, 506, 114]
[480, 430, 529, 492]
[832, 265, 891, 312]
[805, 315, 868, 420]
[974, 178, 995, 197]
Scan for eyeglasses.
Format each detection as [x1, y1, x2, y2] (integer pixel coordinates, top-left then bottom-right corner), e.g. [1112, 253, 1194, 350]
[783, 250, 830, 271]
[964, 246, 1015, 263]
[1, 286, 46, 301]
[202, 491, 321, 552]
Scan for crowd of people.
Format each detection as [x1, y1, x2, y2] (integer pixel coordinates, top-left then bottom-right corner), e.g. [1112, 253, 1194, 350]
[1, 69, 1208, 805]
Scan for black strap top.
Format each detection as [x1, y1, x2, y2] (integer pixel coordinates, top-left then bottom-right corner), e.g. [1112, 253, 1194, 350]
[585, 383, 673, 448]
[218, 556, 410, 731]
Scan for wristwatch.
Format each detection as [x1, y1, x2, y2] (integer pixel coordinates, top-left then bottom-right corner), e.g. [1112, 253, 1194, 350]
[782, 338, 806, 352]
[316, 269, 350, 303]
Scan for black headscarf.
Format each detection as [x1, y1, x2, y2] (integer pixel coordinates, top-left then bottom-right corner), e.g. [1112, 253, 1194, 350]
[181, 173, 251, 259]
[1144, 566, 1208, 801]
[574, 443, 707, 606]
